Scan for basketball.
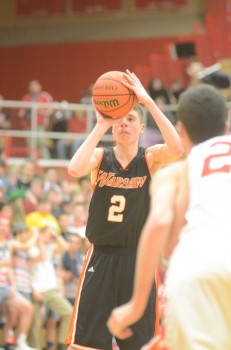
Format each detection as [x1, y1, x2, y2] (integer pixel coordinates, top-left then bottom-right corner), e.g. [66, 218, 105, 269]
[92, 71, 137, 118]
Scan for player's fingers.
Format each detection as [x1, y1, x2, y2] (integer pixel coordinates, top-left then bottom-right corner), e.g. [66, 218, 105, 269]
[121, 80, 133, 90]
[126, 69, 140, 82]
[123, 73, 134, 85]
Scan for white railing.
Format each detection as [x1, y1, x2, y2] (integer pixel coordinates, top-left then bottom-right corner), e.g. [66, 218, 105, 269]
[1, 99, 230, 166]
[0, 100, 114, 166]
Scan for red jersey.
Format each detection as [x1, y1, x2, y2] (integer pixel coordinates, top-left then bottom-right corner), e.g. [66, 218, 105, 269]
[22, 91, 53, 125]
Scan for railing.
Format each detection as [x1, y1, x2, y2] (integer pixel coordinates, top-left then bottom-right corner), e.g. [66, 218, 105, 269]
[0, 100, 102, 144]
[1, 99, 230, 167]
[0, 100, 115, 166]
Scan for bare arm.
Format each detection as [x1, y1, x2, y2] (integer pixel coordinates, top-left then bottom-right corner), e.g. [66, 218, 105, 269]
[123, 70, 183, 173]
[144, 99, 183, 169]
[68, 105, 122, 178]
[164, 160, 189, 258]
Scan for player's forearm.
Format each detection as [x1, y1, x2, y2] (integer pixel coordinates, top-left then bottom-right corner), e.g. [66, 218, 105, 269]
[68, 123, 107, 177]
[145, 98, 183, 157]
[132, 216, 170, 317]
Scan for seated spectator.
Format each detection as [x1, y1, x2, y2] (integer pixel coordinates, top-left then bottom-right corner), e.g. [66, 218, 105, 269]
[0, 219, 36, 350]
[56, 110, 87, 159]
[140, 98, 167, 148]
[4, 164, 21, 195]
[18, 79, 53, 159]
[0, 94, 11, 159]
[72, 203, 88, 229]
[27, 225, 72, 350]
[61, 233, 84, 306]
[49, 103, 72, 158]
[0, 206, 13, 240]
[10, 223, 38, 300]
[170, 79, 185, 102]
[77, 176, 92, 205]
[43, 225, 67, 350]
[25, 195, 61, 234]
[59, 179, 74, 203]
[60, 199, 75, 217]
[185, 59, 204, 86]
[46, 188, 63, 219]
[0, 159, 11, 198]
[43, 168, 62, 194]
[58, 213, 74, 240]
[79, 83, 95, 131]
[16, 160, 37, 191]
[140, 78, 173, 148]
[0, 94, 11, 130]
[148, 77, 171, 104]
[8, 195, 27, 229]
[24, 176, 44, 214]
[154, 96, 176, 125]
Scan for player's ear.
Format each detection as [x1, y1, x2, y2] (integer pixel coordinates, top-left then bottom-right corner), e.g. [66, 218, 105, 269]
[176, 121, 183, 137]
[140, 123, 145, 134]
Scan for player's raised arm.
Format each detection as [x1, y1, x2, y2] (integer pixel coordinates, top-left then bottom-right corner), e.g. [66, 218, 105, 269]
[68, 105, 121, 178]
[123, 70, 184, 173]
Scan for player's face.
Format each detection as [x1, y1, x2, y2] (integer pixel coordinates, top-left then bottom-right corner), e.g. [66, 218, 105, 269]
[112, 110, 144, 144]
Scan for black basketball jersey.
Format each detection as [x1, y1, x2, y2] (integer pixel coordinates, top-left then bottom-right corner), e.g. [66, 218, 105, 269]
[86, 147, 151, 248]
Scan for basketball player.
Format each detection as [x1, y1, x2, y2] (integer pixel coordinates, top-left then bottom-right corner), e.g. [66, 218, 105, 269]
[65, 69, 183, 350]
[107, 84, 231, 350]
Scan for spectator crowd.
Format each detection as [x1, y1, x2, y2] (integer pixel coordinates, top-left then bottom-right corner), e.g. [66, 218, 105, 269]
[0, 159, 92, 350]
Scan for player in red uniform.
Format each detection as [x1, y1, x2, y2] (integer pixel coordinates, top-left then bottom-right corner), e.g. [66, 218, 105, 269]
[107, 84, 230, 350]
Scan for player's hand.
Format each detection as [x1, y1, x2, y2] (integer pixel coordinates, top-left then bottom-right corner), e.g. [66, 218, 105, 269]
[123, 69, 151, 105]
[92, 100, 123, 129]
[107, 301, 140, 339]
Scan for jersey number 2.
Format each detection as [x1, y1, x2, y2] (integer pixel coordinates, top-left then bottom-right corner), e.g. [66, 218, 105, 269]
[108, 195, 126, 222]
[202, 141, 231, 176]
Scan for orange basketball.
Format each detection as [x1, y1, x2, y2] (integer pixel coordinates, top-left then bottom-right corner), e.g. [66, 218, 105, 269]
[92, 71, 137, 118]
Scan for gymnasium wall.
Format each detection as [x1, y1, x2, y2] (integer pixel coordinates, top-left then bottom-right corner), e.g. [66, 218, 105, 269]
[0, 36, 179, 102]
[1, 2, 230, 104]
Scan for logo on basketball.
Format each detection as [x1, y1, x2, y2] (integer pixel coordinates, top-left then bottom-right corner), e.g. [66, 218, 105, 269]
[93, 98, 120, 109]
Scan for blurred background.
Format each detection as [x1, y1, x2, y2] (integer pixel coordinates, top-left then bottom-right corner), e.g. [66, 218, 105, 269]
[1, 0, 231, 101]
[0, 0, 231, 166]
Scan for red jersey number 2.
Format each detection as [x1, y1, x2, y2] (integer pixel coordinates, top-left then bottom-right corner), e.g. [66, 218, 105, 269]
[202, 142, 231, 177]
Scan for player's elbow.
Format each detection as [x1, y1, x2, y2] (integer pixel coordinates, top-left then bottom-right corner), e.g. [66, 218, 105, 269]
[153, 210, 173, 234]
[170, 143, 184, 160]
[68, 163, 82, 178]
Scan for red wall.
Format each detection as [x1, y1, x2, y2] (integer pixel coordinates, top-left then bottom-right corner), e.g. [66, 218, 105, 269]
[0, 36, 176, 102]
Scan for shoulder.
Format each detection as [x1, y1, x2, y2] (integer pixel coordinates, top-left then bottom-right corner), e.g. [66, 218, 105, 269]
[145, 145, 165, 175]
[151, 159, 187, 190]
[94, 147, 105, 162]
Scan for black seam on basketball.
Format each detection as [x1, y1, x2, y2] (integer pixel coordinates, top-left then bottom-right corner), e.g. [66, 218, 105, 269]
[93, 93, 136, 97]
[98, 78, 127, 84]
